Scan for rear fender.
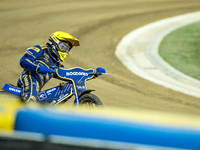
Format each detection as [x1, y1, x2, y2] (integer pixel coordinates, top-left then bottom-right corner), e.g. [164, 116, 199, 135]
[79, 90, 95, 98]
[2, 83, 21, 95]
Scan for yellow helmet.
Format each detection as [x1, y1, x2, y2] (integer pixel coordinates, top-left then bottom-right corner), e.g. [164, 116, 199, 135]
[47, 31, 80, 62]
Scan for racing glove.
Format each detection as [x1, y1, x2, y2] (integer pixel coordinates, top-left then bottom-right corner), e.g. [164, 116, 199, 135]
[95, 67, 106, 75]
[37, 66, 50, 74]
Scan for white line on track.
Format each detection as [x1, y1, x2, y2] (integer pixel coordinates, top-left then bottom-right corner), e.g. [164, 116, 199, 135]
[115, 11, 200, 98]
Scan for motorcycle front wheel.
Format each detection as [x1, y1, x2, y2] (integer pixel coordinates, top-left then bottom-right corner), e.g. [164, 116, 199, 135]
[75, 93, 103, 108]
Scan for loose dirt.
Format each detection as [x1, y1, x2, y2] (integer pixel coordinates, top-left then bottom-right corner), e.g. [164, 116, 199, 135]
[1, 0, 200, 115]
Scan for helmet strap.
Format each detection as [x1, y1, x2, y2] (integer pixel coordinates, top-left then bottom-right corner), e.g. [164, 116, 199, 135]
[46, 43, 60, 63]
[49, 50, 60, 62]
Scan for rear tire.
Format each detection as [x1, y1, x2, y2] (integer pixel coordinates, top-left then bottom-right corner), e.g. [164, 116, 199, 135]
[75, 93, 103, 108]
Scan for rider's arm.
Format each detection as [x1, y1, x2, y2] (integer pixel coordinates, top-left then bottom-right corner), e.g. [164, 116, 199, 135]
[19, 45, 43, 71]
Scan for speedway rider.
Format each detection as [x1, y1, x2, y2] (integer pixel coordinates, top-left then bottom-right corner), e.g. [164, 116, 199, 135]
[17, 31, 106, 102]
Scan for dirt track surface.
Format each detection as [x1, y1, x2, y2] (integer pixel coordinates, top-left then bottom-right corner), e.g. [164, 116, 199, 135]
[1, 0, 200, 115]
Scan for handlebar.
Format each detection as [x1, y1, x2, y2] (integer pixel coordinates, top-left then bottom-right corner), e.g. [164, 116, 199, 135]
[49, 67, 110, 83]
[97, 73, 111, 76]
[50, 67, 111, 76]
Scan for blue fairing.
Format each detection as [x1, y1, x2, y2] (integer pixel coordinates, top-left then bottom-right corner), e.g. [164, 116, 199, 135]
[37, 83, 72, 102]
[56, 68, 94, 82]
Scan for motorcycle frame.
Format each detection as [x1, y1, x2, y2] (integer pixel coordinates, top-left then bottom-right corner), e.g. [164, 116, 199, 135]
[2, 67, 96, 107]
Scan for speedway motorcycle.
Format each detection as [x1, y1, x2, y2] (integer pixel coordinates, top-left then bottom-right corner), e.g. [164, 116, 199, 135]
[0, 67, 110, 107]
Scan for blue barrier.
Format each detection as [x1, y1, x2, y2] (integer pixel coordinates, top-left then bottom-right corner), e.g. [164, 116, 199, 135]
[14, 108, 200, 149]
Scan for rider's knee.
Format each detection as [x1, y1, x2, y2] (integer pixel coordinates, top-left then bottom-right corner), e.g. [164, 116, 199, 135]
[20, 93, 37, 102]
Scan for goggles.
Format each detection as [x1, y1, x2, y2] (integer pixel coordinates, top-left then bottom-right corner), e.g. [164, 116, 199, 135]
[58, 42, 71, 53]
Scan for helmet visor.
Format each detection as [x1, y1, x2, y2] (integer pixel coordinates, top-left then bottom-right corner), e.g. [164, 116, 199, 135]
[58, 42, 71, 53]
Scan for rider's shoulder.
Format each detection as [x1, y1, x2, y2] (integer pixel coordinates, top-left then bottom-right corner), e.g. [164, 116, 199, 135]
[27, 45, 47, 52]
[33, 45, 48, 50]
[40, 45, 48, 50]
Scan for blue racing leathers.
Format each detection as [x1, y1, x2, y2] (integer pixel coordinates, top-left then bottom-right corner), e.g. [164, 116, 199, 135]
[17, 45, 61, 102]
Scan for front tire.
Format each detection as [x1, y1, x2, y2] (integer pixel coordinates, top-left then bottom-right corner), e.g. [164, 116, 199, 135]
[77, 93, 103, 108]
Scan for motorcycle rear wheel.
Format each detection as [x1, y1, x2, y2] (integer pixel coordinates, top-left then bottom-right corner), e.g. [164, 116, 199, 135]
[77, 93, 103, 107]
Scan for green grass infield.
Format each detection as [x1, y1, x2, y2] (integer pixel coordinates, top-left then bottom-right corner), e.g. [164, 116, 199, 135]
[159, 21, 200, 80]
